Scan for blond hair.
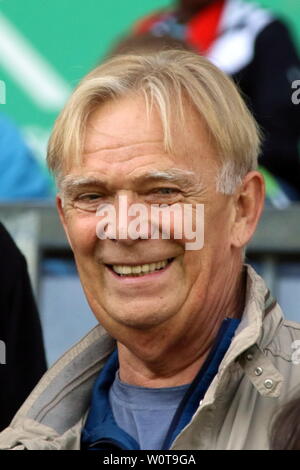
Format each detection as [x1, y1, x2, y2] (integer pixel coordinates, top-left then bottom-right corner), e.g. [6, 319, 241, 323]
[47, 50, 261, 194]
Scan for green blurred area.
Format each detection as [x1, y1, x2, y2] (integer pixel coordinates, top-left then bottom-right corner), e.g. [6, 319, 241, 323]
[0, 0, 299, 171]
[0, 0, 172, 145]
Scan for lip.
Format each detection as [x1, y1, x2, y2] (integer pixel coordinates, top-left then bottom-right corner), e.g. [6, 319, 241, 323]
[105, 258, 175, 284]
[104, 257, 174, 266]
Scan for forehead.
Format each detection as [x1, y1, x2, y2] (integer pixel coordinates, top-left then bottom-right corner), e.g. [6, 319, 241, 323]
[84, 95, 165, 158]
[70, 94, 219, 181]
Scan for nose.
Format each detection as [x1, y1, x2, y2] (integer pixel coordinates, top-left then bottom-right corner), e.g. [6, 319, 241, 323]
[96, 192, 151, 245]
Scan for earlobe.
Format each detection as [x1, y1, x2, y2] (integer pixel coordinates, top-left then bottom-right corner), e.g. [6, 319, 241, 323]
[56, 195, 74, 250]
[231, 171, 265, 249]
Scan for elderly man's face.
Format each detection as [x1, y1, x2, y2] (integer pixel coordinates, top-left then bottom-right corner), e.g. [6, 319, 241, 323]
[58, 94, 244, 347]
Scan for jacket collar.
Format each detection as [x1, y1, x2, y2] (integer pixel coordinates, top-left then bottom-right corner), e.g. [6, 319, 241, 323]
[203, 264, 283, 406]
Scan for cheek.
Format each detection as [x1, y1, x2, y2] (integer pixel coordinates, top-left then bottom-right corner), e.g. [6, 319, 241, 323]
[205, 200, 233, 246]
[161, 204, 204, 251]
[65, 213, 98, 255]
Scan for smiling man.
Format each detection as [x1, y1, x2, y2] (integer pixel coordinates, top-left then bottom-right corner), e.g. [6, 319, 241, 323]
[0, 50, 300, 450]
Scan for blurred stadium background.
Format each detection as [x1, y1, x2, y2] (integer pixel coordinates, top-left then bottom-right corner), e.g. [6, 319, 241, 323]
[0, 0, 299, 365]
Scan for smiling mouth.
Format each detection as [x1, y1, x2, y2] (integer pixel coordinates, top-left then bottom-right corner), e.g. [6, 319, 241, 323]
[106, 258, 175, 277]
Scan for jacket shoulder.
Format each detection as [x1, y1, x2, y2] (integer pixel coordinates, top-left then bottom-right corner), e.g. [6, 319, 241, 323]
[264, 317, 300, 363]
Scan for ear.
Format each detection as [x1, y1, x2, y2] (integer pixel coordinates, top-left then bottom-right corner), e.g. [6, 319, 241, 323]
[56, 194, 74, 250]
[231, 171, 265, 248]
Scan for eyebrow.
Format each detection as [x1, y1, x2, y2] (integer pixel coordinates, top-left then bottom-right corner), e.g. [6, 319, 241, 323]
[60, 168, 202, 195]
[132, 169, 200, 188]
[60, 175, 107, 194]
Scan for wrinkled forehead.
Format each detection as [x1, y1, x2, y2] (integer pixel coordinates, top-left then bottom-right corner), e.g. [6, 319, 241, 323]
[59, 93, 219, 185]
[85, 93, 217, 158]
[83, 95, 164, 155]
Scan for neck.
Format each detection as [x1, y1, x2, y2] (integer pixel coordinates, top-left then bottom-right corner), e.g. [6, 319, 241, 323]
[117, 342, 210, 388]
[118, 264, 246, 388]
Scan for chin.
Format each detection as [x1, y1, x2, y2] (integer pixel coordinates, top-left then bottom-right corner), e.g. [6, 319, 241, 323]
[97, 301, 177, 332]
[87, 293, 180, 332]
[111, 310, 172, 330]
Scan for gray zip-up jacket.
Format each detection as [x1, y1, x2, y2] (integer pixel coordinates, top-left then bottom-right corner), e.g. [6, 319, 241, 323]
[0, 265, 299, 450]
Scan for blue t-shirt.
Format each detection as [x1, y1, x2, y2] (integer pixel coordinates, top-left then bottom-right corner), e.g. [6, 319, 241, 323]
[109, 371, 190, 450]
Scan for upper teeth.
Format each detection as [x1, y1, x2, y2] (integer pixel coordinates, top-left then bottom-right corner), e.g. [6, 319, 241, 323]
[112, 259, 169, 275]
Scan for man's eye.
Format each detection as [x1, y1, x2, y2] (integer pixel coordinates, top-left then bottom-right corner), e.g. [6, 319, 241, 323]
[74, 194, 103, 212]
[79, 194, 102, 200]
[155, 188, 179, 195]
